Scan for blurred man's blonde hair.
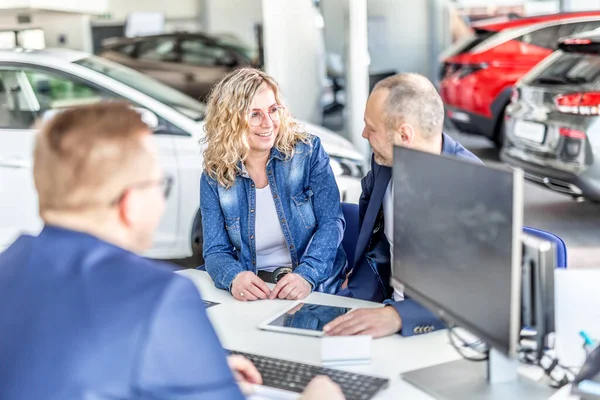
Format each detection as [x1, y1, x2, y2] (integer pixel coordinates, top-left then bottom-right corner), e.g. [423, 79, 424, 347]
[34, 101, 153, 216]
[202, 67, 310, 188]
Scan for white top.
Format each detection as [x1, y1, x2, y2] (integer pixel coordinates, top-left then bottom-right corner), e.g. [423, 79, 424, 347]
[255, 185, 292, 272]
[383, 180, 404, 302]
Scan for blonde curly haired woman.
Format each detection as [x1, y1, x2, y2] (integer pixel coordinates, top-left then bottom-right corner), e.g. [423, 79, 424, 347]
[200, 68, 347, 302]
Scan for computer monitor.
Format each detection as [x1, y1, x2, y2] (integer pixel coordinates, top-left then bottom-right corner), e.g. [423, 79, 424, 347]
[391, 146, 523, 357]
[392, 146, 554, 399]
[521, 233, 556, 359]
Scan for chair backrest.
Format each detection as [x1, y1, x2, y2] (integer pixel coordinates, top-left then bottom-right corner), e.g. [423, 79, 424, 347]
[340, 204, 568, 269]
[341, 203, 360, 270]
[523, 226, 567, 269]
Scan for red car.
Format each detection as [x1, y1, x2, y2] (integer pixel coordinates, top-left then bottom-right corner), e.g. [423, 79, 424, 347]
[440, 11, 600, 146]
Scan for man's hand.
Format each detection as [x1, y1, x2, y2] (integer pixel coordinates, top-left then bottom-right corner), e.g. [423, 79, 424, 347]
[227, 355, 262, 395]
[269, 273, 311, 300]
[301, 376, 345, 399]
[231, 271, 271, 301]
[323, 306, 402, 338]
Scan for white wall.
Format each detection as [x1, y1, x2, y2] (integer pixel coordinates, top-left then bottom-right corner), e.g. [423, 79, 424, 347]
[367, 0, 431, 75]
[320, 0, 345, 57]
[563, 0, 600, 10]
[0, 11, 93, 52]
[0, 0, 108, 14]
[107, 0, 200, 21]
[262, 0, 326, 124]
[204, 0, 262, 48]
[320, 0, 438, 77]
[37, 13, 93, 52]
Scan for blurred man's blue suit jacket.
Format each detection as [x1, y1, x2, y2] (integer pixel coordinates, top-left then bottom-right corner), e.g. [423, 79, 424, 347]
[0, 225, 243, 400]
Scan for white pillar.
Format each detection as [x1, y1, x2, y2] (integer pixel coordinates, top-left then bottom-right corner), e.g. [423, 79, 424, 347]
[261, 0, 325, 124]
[345, 0, 370, 158]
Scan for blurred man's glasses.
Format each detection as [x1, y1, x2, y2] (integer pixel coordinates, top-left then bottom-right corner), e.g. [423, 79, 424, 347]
[248, 105, 284, 127]
[110, 175, 174, 206]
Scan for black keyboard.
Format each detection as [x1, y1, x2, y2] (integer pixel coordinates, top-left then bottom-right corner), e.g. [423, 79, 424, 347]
[229, 350, 389, 400]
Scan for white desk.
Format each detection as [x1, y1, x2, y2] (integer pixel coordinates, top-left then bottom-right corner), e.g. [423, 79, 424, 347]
[178, 270, 463, 399]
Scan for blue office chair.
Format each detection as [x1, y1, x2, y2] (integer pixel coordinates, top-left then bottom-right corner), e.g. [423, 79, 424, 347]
[340, 202, 567, 270]
[522, 226, 567, 269]
[341, 202, 360, 270]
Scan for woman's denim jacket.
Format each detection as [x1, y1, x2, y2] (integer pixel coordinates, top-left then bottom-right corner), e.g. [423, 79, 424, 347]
[200, 135, 346, 294]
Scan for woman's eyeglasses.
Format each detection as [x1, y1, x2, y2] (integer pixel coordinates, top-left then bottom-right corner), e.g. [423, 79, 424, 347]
[110, 175, 174, 206]
[248, 105, 284, 127]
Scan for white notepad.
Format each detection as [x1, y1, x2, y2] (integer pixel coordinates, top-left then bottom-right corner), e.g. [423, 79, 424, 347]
[321, 335, 372, 366]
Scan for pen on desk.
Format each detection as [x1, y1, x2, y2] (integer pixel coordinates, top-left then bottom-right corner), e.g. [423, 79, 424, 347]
[580, 331, 594, 347]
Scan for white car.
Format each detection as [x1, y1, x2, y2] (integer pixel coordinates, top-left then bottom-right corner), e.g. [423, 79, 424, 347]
[0, 48, 365, 261]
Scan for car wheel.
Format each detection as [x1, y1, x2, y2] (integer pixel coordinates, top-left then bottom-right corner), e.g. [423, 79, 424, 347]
[190, 209, 205, 267]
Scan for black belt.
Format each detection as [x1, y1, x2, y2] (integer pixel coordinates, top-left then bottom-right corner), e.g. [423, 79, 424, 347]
[257, 267, 293, 284]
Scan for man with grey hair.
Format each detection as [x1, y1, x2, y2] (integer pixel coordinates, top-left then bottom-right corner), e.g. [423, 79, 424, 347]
[324, 73, 481, 338]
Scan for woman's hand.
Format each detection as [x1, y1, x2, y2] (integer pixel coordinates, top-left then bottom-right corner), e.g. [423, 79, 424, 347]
[269, 273, 311, 300]
[231, 271, 271, 301]
[227, 355, 262, 395]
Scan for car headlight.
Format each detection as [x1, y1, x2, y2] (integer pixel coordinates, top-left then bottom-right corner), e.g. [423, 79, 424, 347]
[329, 157, 365, 178]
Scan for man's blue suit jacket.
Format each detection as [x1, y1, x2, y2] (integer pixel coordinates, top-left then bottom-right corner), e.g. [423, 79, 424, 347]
[346, 133, 482, 336]
[0, 225, 244, 400]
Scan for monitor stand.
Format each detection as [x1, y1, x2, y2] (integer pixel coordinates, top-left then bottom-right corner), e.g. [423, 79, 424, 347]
[401, 349, 556, 400]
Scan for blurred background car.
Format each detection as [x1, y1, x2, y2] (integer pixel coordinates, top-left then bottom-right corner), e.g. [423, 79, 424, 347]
[502, 29, 600, 202]
[98, 32, 256, 100]
[439, 11, 600, 147]
[0, 48, 364, 263]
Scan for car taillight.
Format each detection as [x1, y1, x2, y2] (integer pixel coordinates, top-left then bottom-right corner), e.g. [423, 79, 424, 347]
[559, 127, 586, 139]
[554, 92, 600, 115]
[562, 38, 592, 45]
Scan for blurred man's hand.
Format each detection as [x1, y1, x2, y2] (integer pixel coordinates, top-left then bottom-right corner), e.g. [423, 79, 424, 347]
[323, 307, 402, 338]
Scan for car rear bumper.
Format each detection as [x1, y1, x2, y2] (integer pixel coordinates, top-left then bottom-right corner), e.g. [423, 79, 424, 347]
[445, 106, 496, 139]
[501, 149, 600, 200]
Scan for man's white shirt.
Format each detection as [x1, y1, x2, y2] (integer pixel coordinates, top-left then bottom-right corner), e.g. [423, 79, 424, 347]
[383, 180, 404, 301]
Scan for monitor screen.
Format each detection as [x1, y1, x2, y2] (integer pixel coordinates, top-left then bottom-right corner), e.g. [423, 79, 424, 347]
[392, 146, 523, 356]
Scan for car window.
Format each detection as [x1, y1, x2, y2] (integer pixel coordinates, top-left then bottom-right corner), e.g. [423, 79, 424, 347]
[116, 43, 136, 56]
[26, 70, 112, 110]
[180, 39, 235, 67]
[557, 21, 600, 41]
[137, 38, 178, 62]
[518, 25, 561, 50]
[532, 52, 600, 85]
[0, 68, 115, 129]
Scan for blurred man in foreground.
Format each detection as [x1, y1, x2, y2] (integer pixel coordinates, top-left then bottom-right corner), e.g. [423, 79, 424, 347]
[0, 102, 343, 400]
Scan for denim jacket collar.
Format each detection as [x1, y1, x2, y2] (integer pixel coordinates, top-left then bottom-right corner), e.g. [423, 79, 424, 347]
[238, 147, 287, 179]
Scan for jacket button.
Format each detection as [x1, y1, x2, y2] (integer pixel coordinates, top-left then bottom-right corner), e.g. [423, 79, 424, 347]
[250, 236, 254, 240]
[281, 219, 285, 223]
[252, 260, 256, 265]
[273, 195, 278, 199]
[250, 209, 255, 213]
[289, 245, 294, 250]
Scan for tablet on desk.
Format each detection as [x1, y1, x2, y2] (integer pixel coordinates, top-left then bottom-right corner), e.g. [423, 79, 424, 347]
[258, 302, 354, 337]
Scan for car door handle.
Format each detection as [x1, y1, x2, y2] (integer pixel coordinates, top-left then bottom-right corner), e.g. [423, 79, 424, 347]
[0, 157, 31, 169]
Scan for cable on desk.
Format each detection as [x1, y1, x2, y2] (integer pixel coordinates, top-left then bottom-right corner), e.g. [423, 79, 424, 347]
[518, 345, 575, 389]
[447, 324, 489, 362]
